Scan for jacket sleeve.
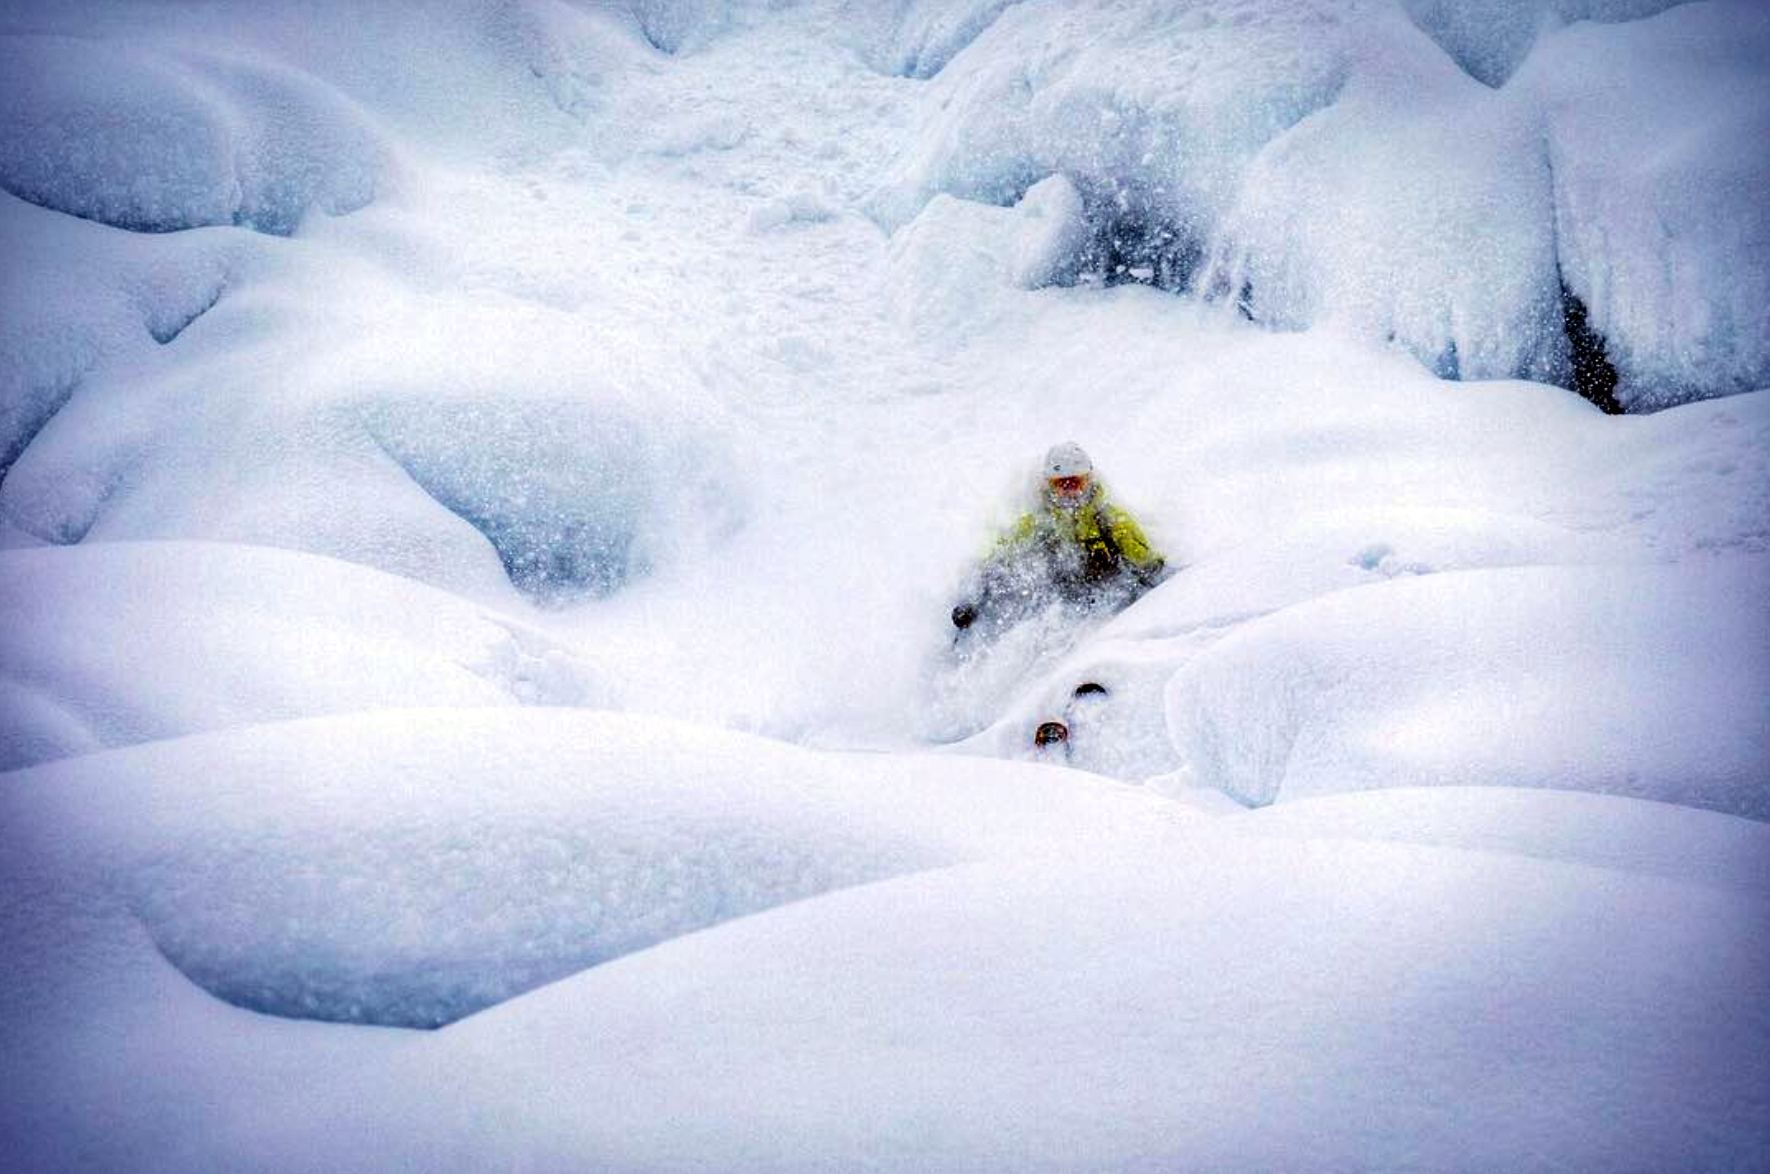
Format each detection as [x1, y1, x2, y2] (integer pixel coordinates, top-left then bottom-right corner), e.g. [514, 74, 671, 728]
[958, 513, 1038, 608]
[986, 513, 1040, 562]
[1104, 507, 1164, 572]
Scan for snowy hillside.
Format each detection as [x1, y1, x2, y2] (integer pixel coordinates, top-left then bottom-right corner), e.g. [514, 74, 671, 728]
[2, 0, 1766, 1169]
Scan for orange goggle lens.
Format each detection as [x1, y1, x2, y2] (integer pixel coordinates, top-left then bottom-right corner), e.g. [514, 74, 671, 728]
[1049, 475, 1089, 495]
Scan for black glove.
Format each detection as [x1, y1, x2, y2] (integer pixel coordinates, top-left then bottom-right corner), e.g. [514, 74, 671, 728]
[952, 603, 977, 630]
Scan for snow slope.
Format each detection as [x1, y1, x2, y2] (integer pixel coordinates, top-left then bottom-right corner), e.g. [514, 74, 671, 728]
[6, 734, 1765, 1170]
[0, 709, 1186, 1028]
[2, 0, 1767, 1169]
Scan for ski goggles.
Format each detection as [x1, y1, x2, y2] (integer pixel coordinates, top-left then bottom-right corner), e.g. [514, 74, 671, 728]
[1048, 475, 1090, 496]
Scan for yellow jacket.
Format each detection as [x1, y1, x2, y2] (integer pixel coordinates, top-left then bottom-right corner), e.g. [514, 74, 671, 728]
[988, 482, 1165, 588]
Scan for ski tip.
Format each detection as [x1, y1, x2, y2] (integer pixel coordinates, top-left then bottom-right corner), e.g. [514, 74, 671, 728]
[1072, 681, 1109, 698]
[1033, 720, 1069, 748]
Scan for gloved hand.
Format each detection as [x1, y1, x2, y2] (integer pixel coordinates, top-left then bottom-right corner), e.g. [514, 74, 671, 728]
[952, 603, 977, 630]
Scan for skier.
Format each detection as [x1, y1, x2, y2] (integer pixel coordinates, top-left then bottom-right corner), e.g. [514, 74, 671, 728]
[951, 442, 1169, 638]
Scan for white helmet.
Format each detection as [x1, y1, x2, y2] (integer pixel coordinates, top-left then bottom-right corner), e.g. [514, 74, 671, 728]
[1044, 441, 1093, 480]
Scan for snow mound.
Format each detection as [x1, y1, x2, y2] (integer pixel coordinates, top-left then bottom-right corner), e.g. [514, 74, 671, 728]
[627, 0, 734, 54]
[870, 0, 1769, 407]
[887, 175, 1089, 342]
[1118, 505, 1627, 640]
[1163, 559, 1770, 816]
[1215, 785, 1770, 895]
[1518, 1, 1770, 408]
[0, 0, 656, 167]
[869, 0, 1372, 271]
[360, 388, 743, 605]
[0, 193, 269, 481]
[0, 33, 391, 235]
[1008, 173, 1091, 287]
[1, 709, 1184, 1029]
[1204, 18, 1565, 382]
[840, 0, 1027, 78]
[1400, 0, 1683, 88]
[0, 216, 749, 603]
[888, 195, 1015, 341]
[0, 541, 603, 770]
[427, 828, 1770, 1172]
[936, 352, 1766, 763]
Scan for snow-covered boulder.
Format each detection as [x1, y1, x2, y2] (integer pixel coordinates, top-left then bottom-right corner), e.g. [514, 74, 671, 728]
[840, 0, 1027, 79]
[415, 826, 1767, 1172]
[0, 541, 604, 770]
[1517, 0, 1770, 408]
[887, 174, 1090, 342]
[0, 33, 392, 236]
[626, 0, 734, 54]
[0, 193, 282, 479]
[6, 710, 1765, 1171]
[869, 0, 1382, 270]
[870, 0, 1769, 407]
[358, 387, 744, 604]
[0, 708, 1185, 1029]
[0, 0, 655, 156]
[888, 195, 1012, 341]
[1008, 172, 1091, 288]
[1400, 0, 1684, 88]
[871, 0, 1573, 386]
[1204, 13, 1565, 382]
[1162, 558, 1770, 816]
[0, 223, 750, 604]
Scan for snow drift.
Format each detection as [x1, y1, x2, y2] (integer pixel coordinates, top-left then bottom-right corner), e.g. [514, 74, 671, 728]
[1205, 13, 1565, 384]
[1399, 0, 1684, 88]
[1519, 1, 1770, 408]
[874, 0, 1770, 407]
[6, 762, 1764, 1171]
[1162, 558, 1770, 816]
[0, 32, 390, 236]
[1, 708, 1184, 1028]
[0, 541, 603, 770]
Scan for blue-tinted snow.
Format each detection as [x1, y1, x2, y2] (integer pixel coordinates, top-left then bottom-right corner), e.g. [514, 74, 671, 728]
[0, 33, 388, 235]
[872, 0, 1770, 403]
[0, 0, 1766, 1169]
[1518, 0, 1770, 407]
[0, 541, 604, 770]
[1161, 557, 1770, 816]
[0, 708, 1183, 1027]
[1399, 0, 1684, 88]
